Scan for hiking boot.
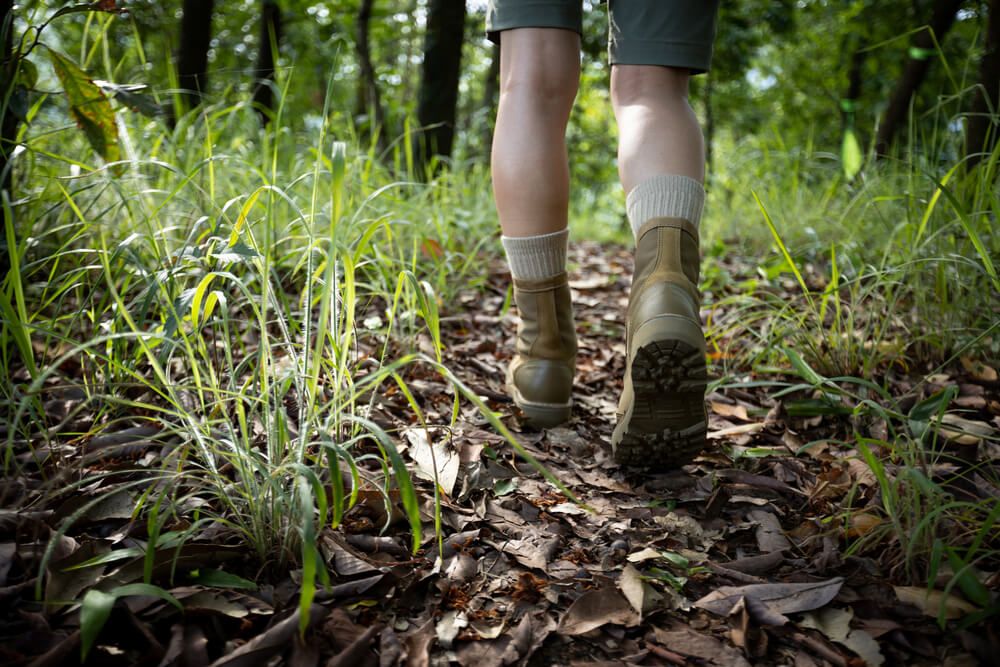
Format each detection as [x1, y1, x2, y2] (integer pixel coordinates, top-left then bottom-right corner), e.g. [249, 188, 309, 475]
[612, 217, 708, 468]
[506, 272, 577, 427]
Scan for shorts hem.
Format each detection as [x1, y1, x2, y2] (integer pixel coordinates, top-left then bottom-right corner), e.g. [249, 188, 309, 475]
[486, 4, 584, 45]
[609, 40, 714, 74]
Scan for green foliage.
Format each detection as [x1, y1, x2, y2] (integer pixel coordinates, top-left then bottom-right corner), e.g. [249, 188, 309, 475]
[81, 584, 181, 660]
[46, 47, 120, 167]
[6, 54, 571, 610]
[2, 0, 996, 642]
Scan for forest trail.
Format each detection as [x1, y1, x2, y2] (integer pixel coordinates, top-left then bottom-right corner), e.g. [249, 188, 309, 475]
[3, 242, 997, 666]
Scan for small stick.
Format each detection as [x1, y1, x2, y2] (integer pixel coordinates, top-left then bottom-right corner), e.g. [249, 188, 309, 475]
[646, 643, 688, 665]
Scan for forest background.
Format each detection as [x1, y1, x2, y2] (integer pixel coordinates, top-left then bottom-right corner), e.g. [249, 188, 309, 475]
[1, 1, 999, 666]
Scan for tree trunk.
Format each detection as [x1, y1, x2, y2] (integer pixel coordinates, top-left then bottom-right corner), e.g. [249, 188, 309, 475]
[355, 0, 388, 150]
[875, 0, 963, 156]
[177, 0, 215, 111]
[843, 42, 866, 125]
[252, 0, 282, 125]
[1, 0, 16, 276]
[414, 0, 467, 173]
[966, 0, 1000, 168]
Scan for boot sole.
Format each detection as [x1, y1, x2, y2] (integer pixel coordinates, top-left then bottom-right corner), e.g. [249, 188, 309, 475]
[507, 385, 572, 428]
[613, 318, 707, 469]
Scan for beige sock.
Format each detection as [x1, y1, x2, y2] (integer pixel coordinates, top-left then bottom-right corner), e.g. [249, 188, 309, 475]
[626, 174, 705, 239]
[501, 229, 568, 281]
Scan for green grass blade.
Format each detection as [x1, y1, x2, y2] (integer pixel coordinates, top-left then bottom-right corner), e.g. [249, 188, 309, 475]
[80, 589, 116, 661]
[753, 190, 815, 309]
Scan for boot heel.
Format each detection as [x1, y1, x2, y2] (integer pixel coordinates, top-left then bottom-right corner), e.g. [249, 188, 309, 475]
[507, 273, 577, 429]
[514, 399, 572, 429]
[612, 317, 707, 468]
[613, 216, 708, 470]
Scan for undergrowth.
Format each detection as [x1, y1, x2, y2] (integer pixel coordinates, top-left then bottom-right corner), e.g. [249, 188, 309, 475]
[704, 127, 999, 617]
[1, 78, 570, 635]
[1, 17, 997, 636]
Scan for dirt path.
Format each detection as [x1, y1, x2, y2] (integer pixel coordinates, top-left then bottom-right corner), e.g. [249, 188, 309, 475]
[2, 242, 996, 666]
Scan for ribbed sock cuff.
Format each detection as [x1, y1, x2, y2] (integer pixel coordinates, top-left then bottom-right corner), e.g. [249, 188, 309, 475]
[501, 229, 568, 281]
[626, 175, 705, 240]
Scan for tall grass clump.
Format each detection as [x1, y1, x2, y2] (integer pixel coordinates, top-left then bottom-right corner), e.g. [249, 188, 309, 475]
[3, 60, 559, 624]
[705, 122, 999, 377]
[704, 102, 999, 618]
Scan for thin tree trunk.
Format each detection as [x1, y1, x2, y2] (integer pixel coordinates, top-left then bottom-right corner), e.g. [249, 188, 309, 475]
[414, 0, 467, 173]
[177, 0, 215, 111]
[252, 0, 282, 125]
[355, 0, 388, 150]
[843, 43, 866, 126]
[966, 0, 1000, 168]
[875, 0, 963, 156]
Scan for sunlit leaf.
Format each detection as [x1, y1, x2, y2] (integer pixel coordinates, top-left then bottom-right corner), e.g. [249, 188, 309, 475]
[841, 126, 863, 180]
[80, 589, 115, 661]
[46, 48, 121, 170]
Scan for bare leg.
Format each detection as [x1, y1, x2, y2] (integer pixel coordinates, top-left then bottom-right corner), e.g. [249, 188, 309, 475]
[493, 29, 581, 428]
[492, 28, 580, 237]
[612, 65, 704, 193]
[609, 64, 709, 468]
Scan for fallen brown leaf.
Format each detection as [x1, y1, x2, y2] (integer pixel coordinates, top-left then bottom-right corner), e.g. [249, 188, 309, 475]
[650, 624, 752, 667]
[557, 586, 640, 635]
[695, 577, 845, 620]
[893, 586, 978, 620]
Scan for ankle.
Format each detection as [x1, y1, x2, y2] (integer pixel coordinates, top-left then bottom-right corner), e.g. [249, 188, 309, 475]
[501, 228, 569, 281]
[626, 175, 704, 240]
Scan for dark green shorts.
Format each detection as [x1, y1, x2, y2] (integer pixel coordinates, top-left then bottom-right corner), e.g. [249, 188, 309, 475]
[486, 0, 719, 73]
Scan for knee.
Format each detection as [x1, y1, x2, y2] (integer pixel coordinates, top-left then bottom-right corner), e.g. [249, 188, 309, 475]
[612, 65, 689, 108]
[500, 65, 579, 111]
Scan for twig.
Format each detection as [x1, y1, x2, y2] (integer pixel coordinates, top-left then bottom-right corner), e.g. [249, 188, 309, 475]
[646, 643, 688, 665]
[707, 561, 769, 584]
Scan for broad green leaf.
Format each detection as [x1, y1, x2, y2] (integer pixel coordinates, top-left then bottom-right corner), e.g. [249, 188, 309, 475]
[907, 386, 957, 439]
[841, 126, 862, 180]
[17, 58, 38, 89]
[945, 548, 991, 608]
[297, 476, 318, 637]
[659, 551, 691, 570]
[212, 240, 261, 264]
[228, 187, 266, 246]
[201, 291, 225, 328]
[190, 272, 217, 328]
[493, 478, 517, 496]
[80, 589, 116, 661]
[782, 346, 825, 386]
[326, 444, 347, 528]
[46, 48, 120, 169]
